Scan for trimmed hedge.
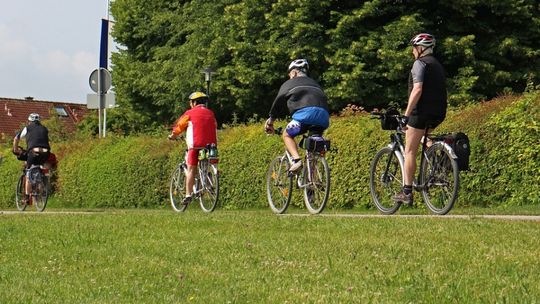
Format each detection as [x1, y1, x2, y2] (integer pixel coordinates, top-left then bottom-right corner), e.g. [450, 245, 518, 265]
[0, 92, 538, 209]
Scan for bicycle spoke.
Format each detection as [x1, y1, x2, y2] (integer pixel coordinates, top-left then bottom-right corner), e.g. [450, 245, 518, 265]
[170, 165, 188, 212]
[199, 162, 219, 213]
[267, 156, 292, 214]
[304, 156, 329, 214]
[370, 147, 403, 214]
[421, 143, 459, 215]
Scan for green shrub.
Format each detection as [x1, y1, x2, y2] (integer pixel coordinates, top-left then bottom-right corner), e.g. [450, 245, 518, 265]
[56, 136, 175, 208]
[1, 92, 537, 209]
[0, 149, 24, 208]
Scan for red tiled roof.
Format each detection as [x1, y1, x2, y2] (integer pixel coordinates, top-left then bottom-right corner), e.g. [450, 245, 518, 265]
[0, 97, 89, 141]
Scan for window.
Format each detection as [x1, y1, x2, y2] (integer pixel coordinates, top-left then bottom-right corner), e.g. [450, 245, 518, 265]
[54, 106, 68, 117]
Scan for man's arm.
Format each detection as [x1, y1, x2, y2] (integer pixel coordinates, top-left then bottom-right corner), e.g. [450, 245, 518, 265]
[12, 128, 26, 154]
[168, 114, 190, 139]
[405, 82, 423, 117]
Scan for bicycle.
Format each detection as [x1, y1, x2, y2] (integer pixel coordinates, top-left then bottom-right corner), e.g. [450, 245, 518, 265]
[266, 127, 331, 214]
[369, 110, 459, 215]
[15, 164, 50, 212]
[169, 144, 219, 212]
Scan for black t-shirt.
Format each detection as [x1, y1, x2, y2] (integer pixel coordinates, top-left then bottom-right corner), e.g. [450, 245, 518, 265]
[269, 76, 329, 118]
[408, 55, 447, 117]
[16, 122, 50, 150]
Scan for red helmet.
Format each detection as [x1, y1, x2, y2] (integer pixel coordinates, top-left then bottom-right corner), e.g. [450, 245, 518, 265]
[410, 33, 435, 48]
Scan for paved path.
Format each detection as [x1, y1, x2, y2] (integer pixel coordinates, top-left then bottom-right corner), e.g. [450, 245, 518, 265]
[285, 213, 540, 221]
[2, 210, 540, 221]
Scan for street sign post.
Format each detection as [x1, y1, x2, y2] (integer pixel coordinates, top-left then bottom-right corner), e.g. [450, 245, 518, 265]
[88, 68, 113, 138]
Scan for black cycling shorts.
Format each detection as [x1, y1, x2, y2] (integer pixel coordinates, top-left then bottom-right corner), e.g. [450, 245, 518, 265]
[408, 114, 444, 130]
[27, 151, 50, 168]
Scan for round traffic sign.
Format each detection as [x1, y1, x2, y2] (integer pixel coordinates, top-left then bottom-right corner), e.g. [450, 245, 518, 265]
[89, 68, 112, 93]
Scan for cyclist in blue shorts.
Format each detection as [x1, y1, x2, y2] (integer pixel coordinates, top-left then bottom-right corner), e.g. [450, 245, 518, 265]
[265, 59, 330, 172]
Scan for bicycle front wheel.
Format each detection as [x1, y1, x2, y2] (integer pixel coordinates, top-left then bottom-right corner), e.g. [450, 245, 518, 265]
[303, 155, 330, 214]
[420, 143, 459, 215]
[266, 155, 292, 214]
[170, 164, 188, 212]
[34, 175, 49, 212]
[369, 147, 404, 214]
[199, 161, 219, 213]
[15, 175, 27, 211]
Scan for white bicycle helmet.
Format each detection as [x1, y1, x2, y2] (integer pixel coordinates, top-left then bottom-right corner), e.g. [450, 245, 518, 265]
[410, 33, 436, 48]
[28, 113, 40, 122]
[288, 59, 309, 73]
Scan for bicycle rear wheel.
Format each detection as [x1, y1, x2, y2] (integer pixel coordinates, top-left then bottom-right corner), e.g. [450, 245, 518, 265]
[198, 161, 219, 213]
[33, 175, 49, 212]
[170, 164, 188, 212]
[370, 147, 404, 214]
[266, 155, 293, 214]
[15, 174, 27, 211]
[303, 155, 330, 214]
[420, 143, 459, 215]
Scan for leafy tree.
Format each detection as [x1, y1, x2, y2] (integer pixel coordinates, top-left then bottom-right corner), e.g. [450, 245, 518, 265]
[109, 0, 540, 133]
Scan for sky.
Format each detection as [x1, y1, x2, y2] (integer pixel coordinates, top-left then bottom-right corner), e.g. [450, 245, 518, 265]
[0, 0, 113, 104]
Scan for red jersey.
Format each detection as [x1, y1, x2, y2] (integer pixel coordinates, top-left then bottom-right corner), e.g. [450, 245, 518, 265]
[172, 105, 217, 148]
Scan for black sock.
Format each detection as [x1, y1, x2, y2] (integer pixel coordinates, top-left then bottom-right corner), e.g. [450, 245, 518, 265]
[403, 185, 413, 195]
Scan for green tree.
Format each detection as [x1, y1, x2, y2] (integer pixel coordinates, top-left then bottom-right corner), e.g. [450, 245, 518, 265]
[109, 0, 540, 132]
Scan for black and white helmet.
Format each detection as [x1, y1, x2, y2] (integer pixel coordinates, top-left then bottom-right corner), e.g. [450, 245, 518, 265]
[287, 59, 309, 73]
[28, 113, 40, 122]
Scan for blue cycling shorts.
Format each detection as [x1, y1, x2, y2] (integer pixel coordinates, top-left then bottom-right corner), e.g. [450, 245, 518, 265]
[285, 107, 329, 137]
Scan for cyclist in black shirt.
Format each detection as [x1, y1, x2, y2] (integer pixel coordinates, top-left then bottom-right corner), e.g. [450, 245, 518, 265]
[265, 59, 330, 172]
[12, 113, 51, 203]
[393, 33, 448, 204]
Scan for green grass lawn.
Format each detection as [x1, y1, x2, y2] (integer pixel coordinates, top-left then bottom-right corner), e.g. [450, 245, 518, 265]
[1, 210, 539, 303]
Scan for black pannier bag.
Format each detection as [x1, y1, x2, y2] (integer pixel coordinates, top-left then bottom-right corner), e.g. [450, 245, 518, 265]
[302, 136, 331, 152]
[444, 132, 471, 171]
[381, 108, 400, 130]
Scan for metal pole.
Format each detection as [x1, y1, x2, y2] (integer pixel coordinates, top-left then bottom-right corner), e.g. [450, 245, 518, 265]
[98, 69, 102, 138]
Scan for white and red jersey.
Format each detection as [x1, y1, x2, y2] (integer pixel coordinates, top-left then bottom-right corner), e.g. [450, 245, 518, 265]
[172, 105, 217, 148]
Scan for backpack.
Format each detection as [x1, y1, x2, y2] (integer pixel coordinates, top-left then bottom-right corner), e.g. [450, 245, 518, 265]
[444, 132, 470, 171]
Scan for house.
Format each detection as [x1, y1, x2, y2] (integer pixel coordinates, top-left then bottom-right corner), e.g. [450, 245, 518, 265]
[0, 97, 89, 141]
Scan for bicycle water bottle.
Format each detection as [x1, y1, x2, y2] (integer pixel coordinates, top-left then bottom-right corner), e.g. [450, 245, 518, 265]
[198, 149, 206, 160]
[209, 143, 218, 158]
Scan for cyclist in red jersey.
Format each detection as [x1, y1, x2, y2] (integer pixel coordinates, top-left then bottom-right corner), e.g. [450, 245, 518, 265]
[168, 92, 218, 205]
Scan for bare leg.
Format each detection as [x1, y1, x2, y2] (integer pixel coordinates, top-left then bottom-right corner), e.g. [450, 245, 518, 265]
[404, 127, 425, 186]
[185, 165, 197, 197]
[282, 132, 300, 160]
[25, 176, 31, 196]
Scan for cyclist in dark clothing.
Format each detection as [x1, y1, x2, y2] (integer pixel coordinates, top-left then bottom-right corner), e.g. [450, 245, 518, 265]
[393, 33, 448, 204]
[265, 59, 330, 172]
[12, 113, 51, 203]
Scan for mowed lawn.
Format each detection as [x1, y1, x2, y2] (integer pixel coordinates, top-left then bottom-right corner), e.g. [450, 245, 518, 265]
[1, 210, 539, 303]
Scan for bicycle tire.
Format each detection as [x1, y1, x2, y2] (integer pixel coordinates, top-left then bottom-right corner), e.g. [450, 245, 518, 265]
[15, 174, 27, 211]
[34, 174, 49, 212]
[369, 147, 404, 214]
[420, 143, 459, 215]
[170, 164, 188, 212]
[266, 155, 293, 214]
[198, 161, 219, 213]
[303, 155, 330, 214]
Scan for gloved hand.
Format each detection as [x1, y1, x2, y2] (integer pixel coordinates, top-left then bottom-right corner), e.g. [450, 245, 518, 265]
[401, 116, 409, 126]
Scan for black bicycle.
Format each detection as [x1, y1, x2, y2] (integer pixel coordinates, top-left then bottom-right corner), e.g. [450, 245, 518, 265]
[369, 110, 459, 215]
[266, 127, 331, 214]
[16, 164, 50, 212]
